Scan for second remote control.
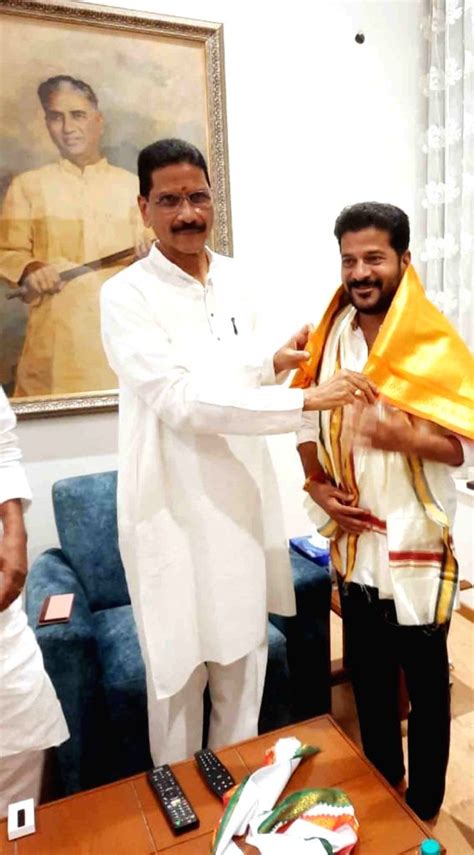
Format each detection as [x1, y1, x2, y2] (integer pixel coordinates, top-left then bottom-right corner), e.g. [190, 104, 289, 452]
[147, 765, 199, 835]
[194, 749, 236, 798]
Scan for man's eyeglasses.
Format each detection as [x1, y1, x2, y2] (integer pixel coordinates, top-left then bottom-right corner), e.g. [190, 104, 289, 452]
[155, 191, 213, 210]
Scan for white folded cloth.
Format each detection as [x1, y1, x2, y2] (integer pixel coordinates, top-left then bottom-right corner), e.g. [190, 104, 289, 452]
[212, 737, 359, 854]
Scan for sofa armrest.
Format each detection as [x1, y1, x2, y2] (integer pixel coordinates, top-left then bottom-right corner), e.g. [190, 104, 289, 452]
[270, 548, 331, 720]
[26, 548, 93, 633]
[25, 549, 101, 795]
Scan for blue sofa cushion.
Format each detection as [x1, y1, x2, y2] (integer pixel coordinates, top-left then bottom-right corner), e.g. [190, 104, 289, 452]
[92, 605, 152, 778]
[53, 471, 130, 611]
[270, 548, 332, 719]
[93, 605, 145, 691]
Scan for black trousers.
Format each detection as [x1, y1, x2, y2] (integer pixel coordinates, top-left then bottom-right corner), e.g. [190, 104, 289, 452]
[338, 580, 451, 821]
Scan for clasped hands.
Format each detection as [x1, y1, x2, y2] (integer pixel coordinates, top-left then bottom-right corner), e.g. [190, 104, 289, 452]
[306, 404, 417, 534]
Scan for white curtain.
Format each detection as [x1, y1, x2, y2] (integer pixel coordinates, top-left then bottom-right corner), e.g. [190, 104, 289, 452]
[421, 0, 474, 349]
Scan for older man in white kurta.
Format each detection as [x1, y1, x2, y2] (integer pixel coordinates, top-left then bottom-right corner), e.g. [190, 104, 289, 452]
[100, 139, 376, 764]
[0, 387, 69, 816]
[101, 244, 308, 762]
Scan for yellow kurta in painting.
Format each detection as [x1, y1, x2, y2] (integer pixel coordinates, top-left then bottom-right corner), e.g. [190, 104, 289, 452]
[0, 158, 147, 397]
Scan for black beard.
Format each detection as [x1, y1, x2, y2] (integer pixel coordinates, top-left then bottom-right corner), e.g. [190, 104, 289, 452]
[355, 292, 395, 314]
[347, 278, 393, 315]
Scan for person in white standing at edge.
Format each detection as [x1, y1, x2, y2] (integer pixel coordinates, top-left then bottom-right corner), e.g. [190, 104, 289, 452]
[0, 386, 69, 816]
[100, 138, 377, 765]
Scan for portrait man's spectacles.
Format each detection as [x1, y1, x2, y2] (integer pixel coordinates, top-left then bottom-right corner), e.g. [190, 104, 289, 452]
[155, 191, 212, 210]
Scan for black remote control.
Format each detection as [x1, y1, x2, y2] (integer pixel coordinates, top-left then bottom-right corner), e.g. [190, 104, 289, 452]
[147, 764, 199, 835]
[194, 749, 236, 798]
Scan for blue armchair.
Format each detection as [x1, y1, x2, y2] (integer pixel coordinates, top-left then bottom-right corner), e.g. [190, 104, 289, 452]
[26, 471, 331, 796]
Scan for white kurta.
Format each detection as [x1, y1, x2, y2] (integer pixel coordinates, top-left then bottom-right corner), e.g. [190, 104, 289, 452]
[0, 387, 69, 757]
[101, 245, 304, 700]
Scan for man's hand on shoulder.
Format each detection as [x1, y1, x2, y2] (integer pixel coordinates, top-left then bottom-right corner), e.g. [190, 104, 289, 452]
[0, 499, 28, 611]
[273, 324, 312, 375]
[353, 404, 413, 453]
[353, 405, 464, 466]
[303, 370, 378, 410]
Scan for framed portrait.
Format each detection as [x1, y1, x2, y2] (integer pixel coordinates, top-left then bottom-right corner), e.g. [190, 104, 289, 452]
[0, 0, 232, 418]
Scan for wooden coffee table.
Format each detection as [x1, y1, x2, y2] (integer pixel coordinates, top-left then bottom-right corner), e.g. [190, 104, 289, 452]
[0, 715, 444, 854]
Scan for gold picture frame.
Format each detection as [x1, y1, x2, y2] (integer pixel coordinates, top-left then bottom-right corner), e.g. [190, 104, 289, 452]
[0, 0, 232, 418]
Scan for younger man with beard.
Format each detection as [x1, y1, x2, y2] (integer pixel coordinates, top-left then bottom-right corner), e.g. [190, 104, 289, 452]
[294, 202, 473, 822]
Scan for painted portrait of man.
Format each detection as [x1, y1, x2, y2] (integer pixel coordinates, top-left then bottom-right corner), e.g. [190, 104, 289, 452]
[0, 75, 150, 398]
[0, 8, 218, 410]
